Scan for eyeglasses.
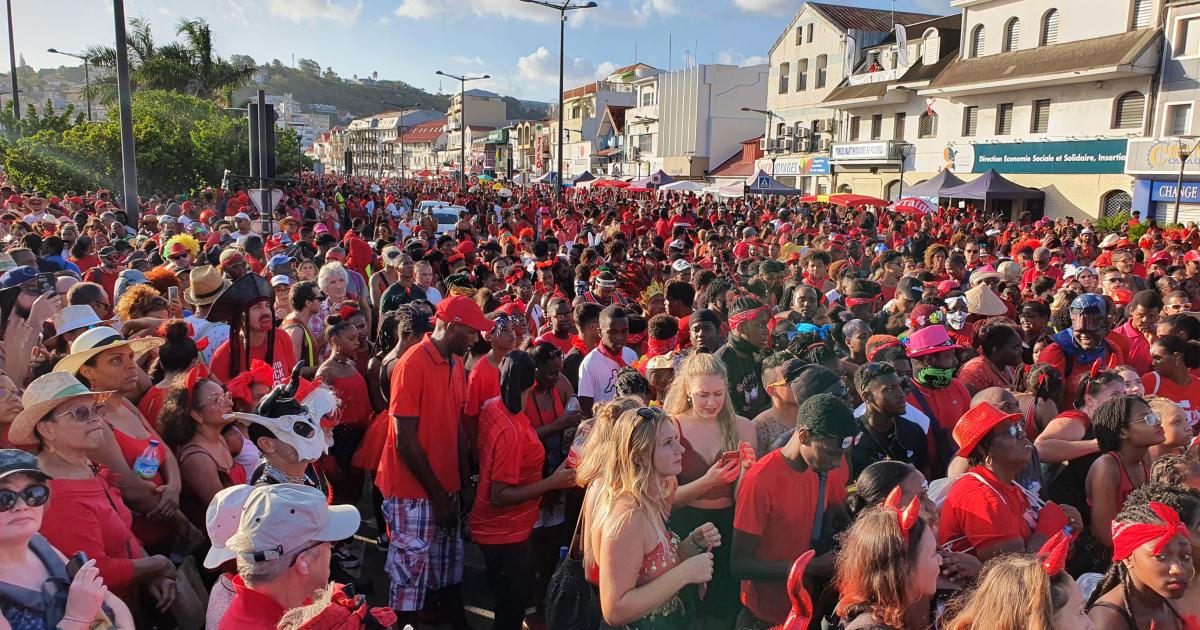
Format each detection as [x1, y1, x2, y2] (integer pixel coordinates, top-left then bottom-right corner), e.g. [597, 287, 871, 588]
[169, 253, 189, 261]
[52, 403, 104, 423]
[288, 540, 326, 567]
[1133, 412, 1162, 428]
[200, 391, 233, 408]
[0, 387, 22, 401]
[0, 484, 49, 512]
[1005, 423, 1027, 440]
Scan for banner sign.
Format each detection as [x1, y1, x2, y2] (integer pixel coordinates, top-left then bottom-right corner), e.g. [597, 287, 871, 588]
[1125, 138, 1200, 175]
[1149, 180, 1200, 203]
[831, 142, 892, 162]
[950, 139, 1127, 174]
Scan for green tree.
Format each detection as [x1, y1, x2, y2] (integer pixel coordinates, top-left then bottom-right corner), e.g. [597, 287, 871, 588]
[83, 17, 256, 107]
[297, 58, 321, 77]
[2, 90, 307, 195]
[0, 99, 85, 142]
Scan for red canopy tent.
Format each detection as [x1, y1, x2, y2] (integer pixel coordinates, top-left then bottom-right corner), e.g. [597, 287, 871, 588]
[593, 179, 631, 189]
[414, 169, 434, 178]
[828, 194, 890, 207]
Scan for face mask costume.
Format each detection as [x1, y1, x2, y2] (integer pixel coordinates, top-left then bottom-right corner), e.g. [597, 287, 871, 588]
[227, 363, 340, 461]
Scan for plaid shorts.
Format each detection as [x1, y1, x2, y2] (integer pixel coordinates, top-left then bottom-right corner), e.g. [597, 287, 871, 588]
[382, 495, 464, 612]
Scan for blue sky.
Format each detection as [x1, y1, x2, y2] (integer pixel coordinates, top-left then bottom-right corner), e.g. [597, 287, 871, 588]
[15, 0, 952, 101]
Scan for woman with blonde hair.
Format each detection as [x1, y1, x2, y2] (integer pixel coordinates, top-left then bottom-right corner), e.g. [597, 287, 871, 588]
[661, 352, 755, 627]
[581, 405, 720, 629]
[944, 535, 1092, 630]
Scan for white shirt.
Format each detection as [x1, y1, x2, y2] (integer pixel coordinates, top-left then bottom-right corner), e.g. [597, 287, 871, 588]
[421, 284, 443, 305]
[578, 346, 639, 405]
[185, 314, 229, 365]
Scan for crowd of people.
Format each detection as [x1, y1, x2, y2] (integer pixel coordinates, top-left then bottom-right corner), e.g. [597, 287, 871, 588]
[0, 174, 1196, 630]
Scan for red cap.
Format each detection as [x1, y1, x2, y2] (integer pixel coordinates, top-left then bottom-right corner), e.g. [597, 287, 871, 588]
[435, 296, 494, 332]
[1115, 238, 1133, 249]
[167, 242, 189, 256]
[199, 210, 216, 223]
[953, 402, 1022, 457]
[1148, 251, 1171, 265]
[1138, 235, 1154, 249]
[456, 240, 476, 255]
[1112, 287, 1134, 305]
[265, 235, 284, 252]
[1185, 250, 1200, 263]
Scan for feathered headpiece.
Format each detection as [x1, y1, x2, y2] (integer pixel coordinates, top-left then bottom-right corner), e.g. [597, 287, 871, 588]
[163, 233, 200, 258]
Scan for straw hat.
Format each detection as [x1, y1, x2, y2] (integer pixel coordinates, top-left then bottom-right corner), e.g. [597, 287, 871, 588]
[8, 372, 114, 446]
[47, 305, 115, 343]
[187, 265, 230, 306]
[965, 284, 1008, 317]
[53, 326, 165, 375]
[996, 260, 1021, 283]
[968, 265, 1003, 286]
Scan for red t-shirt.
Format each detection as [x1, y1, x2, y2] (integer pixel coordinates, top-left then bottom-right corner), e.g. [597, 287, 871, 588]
[733, 450, 849, 624]
[1036, 341, 1126, 410]
[377, 336, 466, 499]
[71, 254, 102, 275]
[536, 332, 574, 355]
[210, 332, 297, 386]
[1114, 321, 1152, 375]
[956, 356, 1014, 396]
[467, 356, 501, 416]
[218, 575, 286, 630]
[469, 399, 545, 545]
[939, 465, 1034, 557]
[1142, 372, 1200, 413]
[81, 266, 118, 306]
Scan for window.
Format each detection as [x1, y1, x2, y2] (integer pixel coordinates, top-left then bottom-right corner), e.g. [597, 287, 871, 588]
[969, 25, 987, 57]
[796, 27, 803, 46]
[1031, 99, 1050, 133]
[776, 122, 787, 139]
[1167, 103, 1192, 136]
[778, 62, 790, 94]
[815, 55, 828, 88]
[1040, 9, 1060, 45]
[922, 30, 940, 64]
[894, 112, 907, 140]
[641, 89, 654, 106]
[1113, 91, 1146, 129]
[962, 106, 979, 136]
[1003, 18, 1021, 52]
[1132, 0, 1152, 29]
[850, 116, 861, 141]
[638, 134, 652, 154]
[806, 24, 814, 42]
[996, 103, 1014, 135]
[837, 183, 853, 193]
[885, 180, 902, 201]
[570, 104, 581, 118]
[1177, 18, 1200, 56]
[797, 59, 809, 91]
[871, 114, 883, 140]
[1103, 190, 1133, 217]
[919, 111, 938, 138]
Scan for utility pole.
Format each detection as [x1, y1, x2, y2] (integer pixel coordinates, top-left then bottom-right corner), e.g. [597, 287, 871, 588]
[113, 0, 138, 222]
[6, 0, 18, 119]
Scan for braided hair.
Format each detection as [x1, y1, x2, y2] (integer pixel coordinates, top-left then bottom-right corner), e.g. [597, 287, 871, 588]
[788, 330, 837, 368]
[1085, 502, 1188, 615]
[614, 367, 652, 401]
[1091, 395, 1149, 453]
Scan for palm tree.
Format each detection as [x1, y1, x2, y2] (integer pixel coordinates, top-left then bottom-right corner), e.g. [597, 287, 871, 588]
[83, 17, 256, 108]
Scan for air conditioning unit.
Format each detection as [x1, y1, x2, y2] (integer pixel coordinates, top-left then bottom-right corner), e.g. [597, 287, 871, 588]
[818, 138, 831, 152]
[759, 138, 769, 151]
[781, 138, 794, 152]
[818, 119, 832, 133]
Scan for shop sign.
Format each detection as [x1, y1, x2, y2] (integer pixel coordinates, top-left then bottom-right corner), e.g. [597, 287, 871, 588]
[1125, 138, 1200, 175]
[831, 142, 892, 161]
[1149, 180, 1200, 203]
[949, 139, 1127, 174]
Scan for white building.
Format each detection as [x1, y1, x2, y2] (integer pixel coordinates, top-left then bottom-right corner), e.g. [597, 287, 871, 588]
[615, 63, 769, 180]
[815, 0, 1161, 219]
[549, 63, 659, 178]
[345, 109, 444, 176]
[1125, 0, 1200, 222]
[393, 118, 447, 175]
[763, 2, 942, 192]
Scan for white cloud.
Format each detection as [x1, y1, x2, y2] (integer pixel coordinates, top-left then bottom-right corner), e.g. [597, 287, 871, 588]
[267, 0, 362, 24]
[716, 50, 769, 67]
[450, 55, 485, 66]
[517, 46, 618, 88]
[732, 0, 796, 16]
[393, 0, 440, 19]
[394, 0, 556, 22]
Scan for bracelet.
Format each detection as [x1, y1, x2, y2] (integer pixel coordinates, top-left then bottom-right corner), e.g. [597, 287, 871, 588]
[687, 535, 705, 553]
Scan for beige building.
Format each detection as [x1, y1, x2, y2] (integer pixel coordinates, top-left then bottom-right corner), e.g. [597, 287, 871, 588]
[763, 2, 940, 192]
[393, 118, 447, 175]
[822, 0, 1161, 219]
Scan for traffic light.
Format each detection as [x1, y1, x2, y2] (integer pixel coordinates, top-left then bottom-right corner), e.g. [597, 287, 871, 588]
[248, 102, 278, 179]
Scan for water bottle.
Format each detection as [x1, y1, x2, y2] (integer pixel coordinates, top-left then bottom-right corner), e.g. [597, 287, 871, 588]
[565, 396, 580, 413]
[564, 421, 593, 469]
[559, 545, 569, 561]
[132, 439, 162, 479]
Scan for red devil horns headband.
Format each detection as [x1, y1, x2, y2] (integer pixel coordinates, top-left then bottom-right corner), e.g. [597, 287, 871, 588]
[883, 486, 922, 544]
[1037, 529, 1070, 576]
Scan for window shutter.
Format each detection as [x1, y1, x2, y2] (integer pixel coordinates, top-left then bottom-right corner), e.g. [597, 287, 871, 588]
[1132, 0, 1152, 29]
[1032, 99, 1050, 133]
[1041, 10, 1060, 45]
[1004, 19, 1021, 52]
[1115, 92, 1145, 129]
[970, 26, 986, 57]
[962, 106, 978, 137]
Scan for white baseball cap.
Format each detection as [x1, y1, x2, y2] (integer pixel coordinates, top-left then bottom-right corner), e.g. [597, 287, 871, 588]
[270, 274, 292, 287]
[234, 212, 251, 221]
[225, 484, 360, 563]
[203, 484, 256, 568]
[671, 259, 691, 272]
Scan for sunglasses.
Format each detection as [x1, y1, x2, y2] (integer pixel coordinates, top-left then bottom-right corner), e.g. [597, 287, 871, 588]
[1004, 423, 1027, 440]
[0, 484, 49, 512]
[169, 253, 189, 261]
[0, 387, 23, 402]
[1133, 412, 1162, 428]
[52, 403, 105, 423]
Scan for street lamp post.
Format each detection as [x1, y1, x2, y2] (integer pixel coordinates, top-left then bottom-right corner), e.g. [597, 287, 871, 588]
[520, 0, 597, 202]
[47, 48, 91, 121]
[6, 0, 18, 119]
[113, 0, 138, 223]
[1173, 136, 1199, 225]
[435, 71, 489, 192]
[742, 107, 782, 177]
[381, 100, 417, 186]
[894, 141, 913, 201]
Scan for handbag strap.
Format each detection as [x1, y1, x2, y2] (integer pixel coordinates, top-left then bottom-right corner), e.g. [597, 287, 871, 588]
[567, 499, 587, 561]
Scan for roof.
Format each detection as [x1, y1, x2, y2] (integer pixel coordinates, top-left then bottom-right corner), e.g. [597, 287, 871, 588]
[823, 31, 961, 104]
[563, 82, 600, 101]
[710, 135, 764, 178]
[462, 89, 500, 98]
[602, 105, 630, 134]
[608, 62, 656, 77]
[902, 14, 961, 37]
[397, 119, 447, 144]
[928, 28, 1160, 90]
[808, 2, 940, 33]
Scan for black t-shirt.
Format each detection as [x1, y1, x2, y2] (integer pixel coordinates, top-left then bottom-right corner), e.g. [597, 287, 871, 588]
[850, 415, 930, 480]
[563, 347, 584, 393]
[379, 281, 427, 312]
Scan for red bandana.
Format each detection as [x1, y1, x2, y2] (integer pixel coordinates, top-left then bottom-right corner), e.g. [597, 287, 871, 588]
[598, 343, 628, 368]
[727, 305, 770, 330]
[1111, 502, 1191, 561]
[646, 335, 678, 357]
